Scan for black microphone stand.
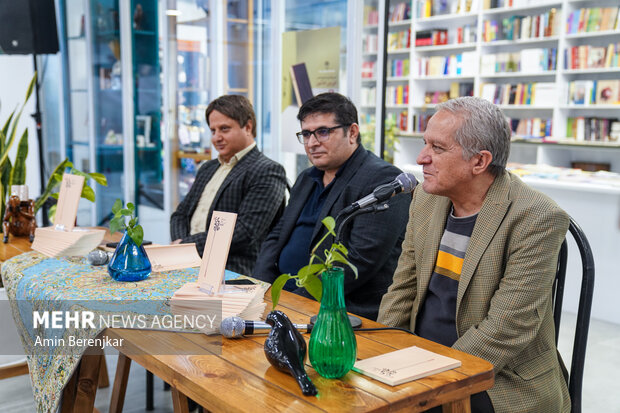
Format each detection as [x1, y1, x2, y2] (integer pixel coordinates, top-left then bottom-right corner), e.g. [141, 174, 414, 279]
[309, 202, 391, 329]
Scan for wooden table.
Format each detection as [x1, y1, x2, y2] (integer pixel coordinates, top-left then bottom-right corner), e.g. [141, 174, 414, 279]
[64, 292, 494, 413]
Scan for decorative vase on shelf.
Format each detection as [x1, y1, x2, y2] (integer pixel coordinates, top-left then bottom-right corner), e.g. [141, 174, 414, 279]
[308, 267, 357, 379]
[107, 230, 151, 282]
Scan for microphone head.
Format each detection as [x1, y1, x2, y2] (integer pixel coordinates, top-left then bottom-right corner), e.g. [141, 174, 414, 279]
[396, 173, 417, 194]
[220, 316, 245, 338]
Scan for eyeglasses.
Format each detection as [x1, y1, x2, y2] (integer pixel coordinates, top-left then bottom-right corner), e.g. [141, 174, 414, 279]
[296, 125, 348, 145]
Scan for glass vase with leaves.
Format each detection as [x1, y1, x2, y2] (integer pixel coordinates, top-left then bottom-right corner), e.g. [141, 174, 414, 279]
[107, 199, 151, 282]
[270, 217, 358, 379]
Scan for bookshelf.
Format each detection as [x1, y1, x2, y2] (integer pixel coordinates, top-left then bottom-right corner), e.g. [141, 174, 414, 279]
[359, 0, 620, 175]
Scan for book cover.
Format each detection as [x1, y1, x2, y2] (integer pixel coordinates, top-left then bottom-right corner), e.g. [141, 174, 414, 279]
[353, 346, 461, 386]
[290, 63, 313, 106]
[596, 80, 620, 104]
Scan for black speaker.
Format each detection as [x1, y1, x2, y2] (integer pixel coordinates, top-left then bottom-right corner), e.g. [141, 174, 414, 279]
[0, 0, 59, 55]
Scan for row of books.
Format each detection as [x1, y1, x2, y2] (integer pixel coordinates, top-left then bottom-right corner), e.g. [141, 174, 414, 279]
[480, 82, 557, 106]
[480, 48, 557, 74]
[361, 61, 376, 79]
[387, 111, 409, 132]
[363, 5, 379, 26]
[388, 29, 411, 51]
[416, 0, 480, 19]
[386, 85, 410, 105]
[567, 80, 620, 105]
[415, 29, 448, 46]
[564, 43, 620, 70]
[566, 117, 620, 142]
[415, 51, 478, 76]
[389, 58, 410, 77]
[482, 10, 558, 43]
[456, 25, 477, 44]
[423, 82, 474, 104]
[363, 34, 379, 54]
[413, 114, 433, 133]
[389, 2, 412, 22]
[361, 86, 376, 107]
[566, 7, 619, 34]
[509, 117, 553, 139]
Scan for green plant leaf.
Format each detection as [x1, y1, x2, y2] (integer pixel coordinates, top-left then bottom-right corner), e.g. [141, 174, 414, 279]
[1, 110, 15, 144]
[87, 172, 108, 186]
[9, 129, 28, 186]
[111, 199, 123, 214]
[120, 208, 131, 216]
[332, 242, 348, 256]
[330, 250, 358, 279]
[128, 217, 137, 228]
[127, 203, 135, 214]
[25, 72, 36, 103]
[296, 263, 325, 283]
[129, 225, 144, 247]
[48, 204, 57, 222]
[80, 184, 95, 202]
[321, 216, 336, 236]
[50, 193, 59, 199]
[109, 217, 124, 235]
[303, 273, 323, 302]
[271, 274, 293, 309]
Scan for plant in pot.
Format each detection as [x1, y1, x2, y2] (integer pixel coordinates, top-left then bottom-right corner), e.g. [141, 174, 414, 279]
[271, 216, 358, 379]
[107, 199, 151, 282]
[0, 72, 36, 232]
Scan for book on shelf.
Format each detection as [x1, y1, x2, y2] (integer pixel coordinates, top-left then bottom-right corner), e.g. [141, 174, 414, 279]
[595, 80, 620, 105]
[170, 211, 268, 332]
[353, 346, 461, 386]
[567, 117, 619, 142]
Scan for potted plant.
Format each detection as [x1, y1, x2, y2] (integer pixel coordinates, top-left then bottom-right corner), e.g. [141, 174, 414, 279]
[270, 217, 358, 379]
[107, 199, 151, 282]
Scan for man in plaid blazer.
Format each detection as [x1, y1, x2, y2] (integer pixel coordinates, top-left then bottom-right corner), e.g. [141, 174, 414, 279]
[378, 97, 570, 412]
[253, 93, 411, 320]
[170, 95, 287, 275]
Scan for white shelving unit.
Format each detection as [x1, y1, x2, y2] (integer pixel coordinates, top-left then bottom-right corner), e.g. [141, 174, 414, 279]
[362, 0, 620, 177]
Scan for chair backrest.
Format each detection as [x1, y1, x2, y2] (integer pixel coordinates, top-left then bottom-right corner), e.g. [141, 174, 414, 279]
[552, 217, 595, 413]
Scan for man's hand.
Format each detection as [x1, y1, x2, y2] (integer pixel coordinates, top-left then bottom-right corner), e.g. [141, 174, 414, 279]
[171, 239, 182, 245]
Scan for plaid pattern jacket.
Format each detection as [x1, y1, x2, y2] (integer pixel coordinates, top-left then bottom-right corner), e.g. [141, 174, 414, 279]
[378, 171, 571, 413]
[170, 147, 287, 275]
[253, 145, 412, 320]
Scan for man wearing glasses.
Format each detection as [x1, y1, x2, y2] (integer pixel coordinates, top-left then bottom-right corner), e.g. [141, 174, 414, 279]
[253, 93, 411, 321]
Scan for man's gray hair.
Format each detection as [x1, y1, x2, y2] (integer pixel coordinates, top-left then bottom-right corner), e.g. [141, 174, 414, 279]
[436, 97, 511, 177]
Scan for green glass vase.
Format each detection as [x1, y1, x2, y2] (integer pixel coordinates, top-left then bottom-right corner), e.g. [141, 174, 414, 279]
[308, 267, 357, 378]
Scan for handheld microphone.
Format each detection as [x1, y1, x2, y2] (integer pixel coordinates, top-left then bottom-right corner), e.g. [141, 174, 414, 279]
[220, 316, 313, 339]
[341, 172, 417, 216]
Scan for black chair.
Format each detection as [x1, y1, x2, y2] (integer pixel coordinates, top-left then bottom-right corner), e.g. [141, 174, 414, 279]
[552, 217, 595, 413]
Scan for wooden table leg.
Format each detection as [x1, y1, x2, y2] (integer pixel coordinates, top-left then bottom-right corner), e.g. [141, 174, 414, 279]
[171, 387, 190, 413]
[61, 354, 102, 413]
[109, 354, 132, 413]
[98, 355, 110, 388]
[442, 397, 471, 413]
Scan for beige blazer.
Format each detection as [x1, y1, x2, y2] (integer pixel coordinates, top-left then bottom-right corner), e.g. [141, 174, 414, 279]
[378, 171, 570, 413]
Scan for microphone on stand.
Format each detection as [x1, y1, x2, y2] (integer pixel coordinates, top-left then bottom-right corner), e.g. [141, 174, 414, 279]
[339, 172, 417, 216]
[220, 316, 313, 339]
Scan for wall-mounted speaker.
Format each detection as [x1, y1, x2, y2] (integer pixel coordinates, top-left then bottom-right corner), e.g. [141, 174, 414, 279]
[0, 0, 59, 55]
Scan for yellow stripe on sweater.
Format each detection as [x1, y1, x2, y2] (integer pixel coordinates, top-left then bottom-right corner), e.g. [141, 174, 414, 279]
[436, 250, 464, 275]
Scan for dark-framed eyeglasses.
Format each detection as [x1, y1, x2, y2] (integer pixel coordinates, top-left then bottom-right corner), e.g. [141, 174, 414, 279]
[296, 124, 348, 145]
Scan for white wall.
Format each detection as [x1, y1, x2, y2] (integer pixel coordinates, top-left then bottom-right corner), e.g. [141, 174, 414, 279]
[0, 55, 40, 199]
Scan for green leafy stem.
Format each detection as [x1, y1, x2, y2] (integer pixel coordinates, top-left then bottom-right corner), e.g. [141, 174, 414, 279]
[271, 216, 358, 308]
[109, 199, 144, 247]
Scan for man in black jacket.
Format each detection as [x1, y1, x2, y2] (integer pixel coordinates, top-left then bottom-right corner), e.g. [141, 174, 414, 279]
[252, 93, 411, 320]
[170, 95, 287, 275]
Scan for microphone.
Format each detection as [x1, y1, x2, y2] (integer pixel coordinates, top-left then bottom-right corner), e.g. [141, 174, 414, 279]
[220, 316, 313, 339]
[341, 172, 417, 216]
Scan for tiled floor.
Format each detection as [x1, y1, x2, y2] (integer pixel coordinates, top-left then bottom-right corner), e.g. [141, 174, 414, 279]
[1, 312, 619, 412]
